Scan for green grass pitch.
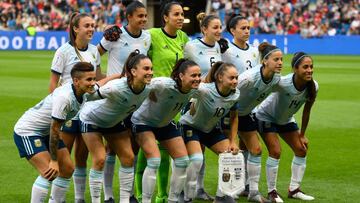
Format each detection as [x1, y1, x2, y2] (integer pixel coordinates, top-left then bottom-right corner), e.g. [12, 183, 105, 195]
[0, 51, 360, 202]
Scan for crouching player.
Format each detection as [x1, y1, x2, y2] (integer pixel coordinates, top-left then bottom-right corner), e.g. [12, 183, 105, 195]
[256, 52, 318, 202]
[13, 62, 97, 203]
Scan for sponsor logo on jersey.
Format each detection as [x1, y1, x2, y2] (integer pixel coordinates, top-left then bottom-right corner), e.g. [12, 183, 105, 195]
[65, 120, 72, 128]
[34, 139, 42, 148]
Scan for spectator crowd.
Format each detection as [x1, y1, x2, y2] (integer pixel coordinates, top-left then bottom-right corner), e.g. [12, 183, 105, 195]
[0, 0, 359, 37]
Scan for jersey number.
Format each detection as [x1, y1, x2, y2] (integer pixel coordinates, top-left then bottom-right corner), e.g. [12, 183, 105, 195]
[127, 104, 137, 114]
[33, 100, 45, 110]
[210, 57, 216, 67]
[246, 60, 253, 70]
[289, 100, 301, 109]
[256, 93, 267, 102]
[173, 102, 184, 111]
[213, 107, 225, 117]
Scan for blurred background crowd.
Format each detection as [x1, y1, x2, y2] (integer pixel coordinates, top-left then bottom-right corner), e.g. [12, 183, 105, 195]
[0, 0, 359, 37]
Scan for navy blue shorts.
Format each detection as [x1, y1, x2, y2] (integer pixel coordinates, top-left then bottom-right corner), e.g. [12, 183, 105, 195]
[81, 121, 128, 134]
[180, 124, 227, 148]
[257, 120, 299, 134]
[132, 121, 181, 141]
[13, 132, 66, 159]
[238, 113, 258, 132]
[221, 112, 258, 132]
[61, 119, 81, 134]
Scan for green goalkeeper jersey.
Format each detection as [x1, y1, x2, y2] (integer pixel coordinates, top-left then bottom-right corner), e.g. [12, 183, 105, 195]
[148, 28, 189, 76]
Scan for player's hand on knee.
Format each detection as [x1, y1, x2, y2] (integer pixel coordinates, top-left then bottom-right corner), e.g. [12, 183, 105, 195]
[44, 160, 59, 181]
[299, 136, 309, 150]
[103, 25, 122, 41]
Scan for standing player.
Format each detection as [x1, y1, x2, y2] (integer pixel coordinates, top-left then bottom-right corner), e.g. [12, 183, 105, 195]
[222, 14, 260, 74]
[97, 2, 151, 202]
[13, 62, 96, 203]
[131, 59, 201, 203]
[256, 52, 317, 202]
[79, 52, 153, 203]
[48, 12, 103, 203]
[184, 12, 222, 77]
[135, 2, 189, 203]
[179, 62, 240, 203]
[222, 14, 260, 195]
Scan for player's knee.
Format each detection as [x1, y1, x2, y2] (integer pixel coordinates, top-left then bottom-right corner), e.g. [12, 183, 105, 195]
[174, 156, 190, 168]
[147, 157, 161, 169]
[61, 162, 75, 178]
[295, 147, 307, 157]
[249, 145, 262, 155]
[120, 152, 135, 167]
[269, 148, 281, 159]
[94, 156, 106, 170]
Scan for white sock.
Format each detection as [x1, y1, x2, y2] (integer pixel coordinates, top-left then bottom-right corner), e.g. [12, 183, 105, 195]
[31, 176, 50, 203]
[103, 154, 116, 200]
[49, 177, 71, 202]
[266, 157, 280, 192]
[290, 156, 306, 191]
[247, 153, 261, 194]
[196, 156, 206, 190]
[73, 167, 86, 201]
[142, 158, 161, 203]
[89, 168, 103, 203]
[119, 166, 134, 203]
[168, 156, 190, 202]
[185, 153, 203, 201]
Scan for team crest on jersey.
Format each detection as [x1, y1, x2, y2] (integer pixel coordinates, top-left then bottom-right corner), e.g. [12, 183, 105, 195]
[144, 41, 148, 47]
[92, 53, 96, 60]
[186, 130, 193, 137]
[199, 51, 203, 55]
[163, 45, 169, 49]
[124, 43, 129, 47]
[217, 49, 219, 54]
[222, 168, 230, 182]
[236, 55, 239, 58]
[65, 120, 72, 128]
[34, 139, 42, 148]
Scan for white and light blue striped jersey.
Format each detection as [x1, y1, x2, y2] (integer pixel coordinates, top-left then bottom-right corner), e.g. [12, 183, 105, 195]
[132, 77, 197, 127]
[222, 42, 260, 74]
[184, 38, 222, 77]
[99, 27, 151, 76]
[14, 83, 86, 137]
[51, 42, 100, 85]
[180, 82, 240, 133]
[256, 73, 319, 125]
[237, 65, 281, 116]
[80, 77, 152, 128]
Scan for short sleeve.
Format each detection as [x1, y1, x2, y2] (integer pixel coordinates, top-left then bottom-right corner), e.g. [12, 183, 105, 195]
[51, 49, 65, 74]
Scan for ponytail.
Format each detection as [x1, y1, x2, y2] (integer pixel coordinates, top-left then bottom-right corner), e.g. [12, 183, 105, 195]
[204, 61, 235, 83]
[121, 50, 149, 86]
